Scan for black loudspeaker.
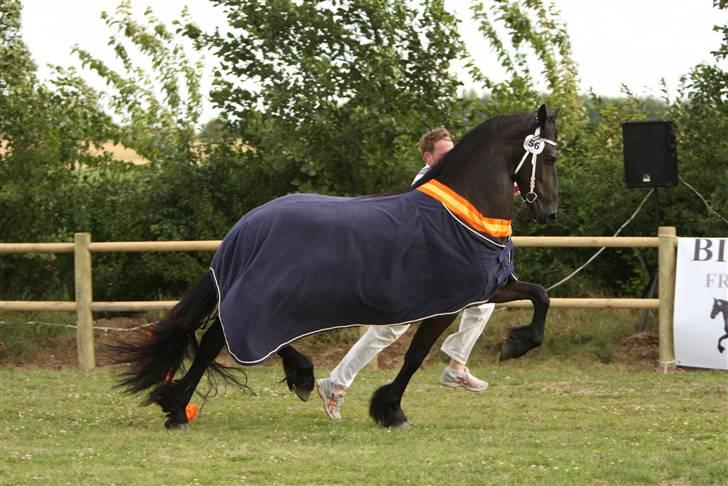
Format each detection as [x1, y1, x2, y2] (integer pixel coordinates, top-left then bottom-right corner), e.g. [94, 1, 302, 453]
[623, 120, 678, 188]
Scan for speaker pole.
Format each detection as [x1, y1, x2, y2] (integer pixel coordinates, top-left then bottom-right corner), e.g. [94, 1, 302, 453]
[637, 188, 662, 332]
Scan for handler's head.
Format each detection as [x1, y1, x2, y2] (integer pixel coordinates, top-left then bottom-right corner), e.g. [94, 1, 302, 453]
[418, 128, 454, 167]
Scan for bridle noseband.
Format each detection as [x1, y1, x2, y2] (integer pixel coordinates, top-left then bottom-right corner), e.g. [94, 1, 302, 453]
[513, 127, 557, 204]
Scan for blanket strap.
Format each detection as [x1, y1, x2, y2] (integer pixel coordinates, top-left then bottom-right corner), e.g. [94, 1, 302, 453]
[416, 180, 512, 238]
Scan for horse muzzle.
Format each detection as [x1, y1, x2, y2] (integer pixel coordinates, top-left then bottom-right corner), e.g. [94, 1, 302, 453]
[529, 199, 558, 224]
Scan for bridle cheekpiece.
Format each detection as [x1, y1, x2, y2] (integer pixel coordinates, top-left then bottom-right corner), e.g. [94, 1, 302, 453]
[513, 127, 557, 204]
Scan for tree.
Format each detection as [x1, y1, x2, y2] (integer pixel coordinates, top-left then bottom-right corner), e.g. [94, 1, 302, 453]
[73, 0, 204, 166]
[196, 0, 464, 199]
[1, 0, 115, 297]
[466, 0, 585, 133]
[0, 1, 216, 299]
[664, 0, 728, 237]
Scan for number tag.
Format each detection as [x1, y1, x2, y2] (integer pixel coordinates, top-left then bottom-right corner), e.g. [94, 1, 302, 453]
[523, 134, 544, 154]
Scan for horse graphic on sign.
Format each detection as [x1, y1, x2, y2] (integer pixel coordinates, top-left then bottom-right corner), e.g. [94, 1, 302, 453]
[710, 298, 728, 353]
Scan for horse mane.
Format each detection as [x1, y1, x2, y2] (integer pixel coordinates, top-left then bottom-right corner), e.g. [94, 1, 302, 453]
[411, 112, 537, 190]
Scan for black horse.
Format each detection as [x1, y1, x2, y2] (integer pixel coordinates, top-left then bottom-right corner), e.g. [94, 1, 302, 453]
[112, 105, 560, 430]
[710, 298, 728, 353]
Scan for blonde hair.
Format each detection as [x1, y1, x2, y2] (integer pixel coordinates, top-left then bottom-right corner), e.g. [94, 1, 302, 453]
[417, 127, 452, 155]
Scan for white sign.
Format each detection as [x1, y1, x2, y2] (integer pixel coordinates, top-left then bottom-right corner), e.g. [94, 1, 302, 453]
[673, 237, 728, 370]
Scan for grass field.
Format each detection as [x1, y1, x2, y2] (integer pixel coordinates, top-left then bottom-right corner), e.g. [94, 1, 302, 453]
[1, 361, 726, 484]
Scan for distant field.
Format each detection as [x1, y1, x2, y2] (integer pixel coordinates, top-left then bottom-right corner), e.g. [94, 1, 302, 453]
[1, 139, 251, 165]
[1, 363, 725, 484]
[0, 140, 149, 165]
[88, 142, 148, 165]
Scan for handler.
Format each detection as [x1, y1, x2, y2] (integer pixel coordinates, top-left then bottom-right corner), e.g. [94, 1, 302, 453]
[316, 128, 496, 420]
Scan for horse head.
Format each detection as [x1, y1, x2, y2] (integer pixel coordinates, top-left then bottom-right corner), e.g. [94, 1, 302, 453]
[711, 298, 720, 319]
[514, 104, 560, 224]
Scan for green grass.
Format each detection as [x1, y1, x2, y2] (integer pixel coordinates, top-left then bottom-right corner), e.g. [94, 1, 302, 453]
[1, 363, 725, 484]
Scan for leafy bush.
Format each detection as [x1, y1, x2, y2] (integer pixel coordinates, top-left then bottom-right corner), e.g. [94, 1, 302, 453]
[1, 0, 725, 303]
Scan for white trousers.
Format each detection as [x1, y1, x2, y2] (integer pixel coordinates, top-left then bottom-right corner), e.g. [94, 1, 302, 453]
[329, 303, 495, 388]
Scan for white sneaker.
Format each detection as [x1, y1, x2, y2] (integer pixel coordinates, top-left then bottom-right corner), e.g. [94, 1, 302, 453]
[316, 378, 346, 420]
[439, 367, 488, 392]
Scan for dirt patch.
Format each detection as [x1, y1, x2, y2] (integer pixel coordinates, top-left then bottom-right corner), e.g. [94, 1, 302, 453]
[93, 316, 154, 367]
[616, 331, 659, 364]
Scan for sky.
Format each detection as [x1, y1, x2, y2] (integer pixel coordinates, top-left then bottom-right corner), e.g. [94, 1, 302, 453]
[21, 0, 728, 123]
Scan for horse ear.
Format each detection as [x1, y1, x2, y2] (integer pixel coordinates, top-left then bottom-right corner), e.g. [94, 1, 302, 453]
[537, 104, 547, 130]
[552, 108, 560, 119]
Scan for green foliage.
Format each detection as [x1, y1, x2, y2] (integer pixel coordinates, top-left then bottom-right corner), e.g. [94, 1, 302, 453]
[466, 0, 585, 131]
[1, 0, 726, 303]
[1, 1, 218, 300]
[463, 0, 727, 297]
[73, 1, 203, 165]
[199, 0, 464, 197]
[665, 49, 728, 238]
[1, 0, 115, 298]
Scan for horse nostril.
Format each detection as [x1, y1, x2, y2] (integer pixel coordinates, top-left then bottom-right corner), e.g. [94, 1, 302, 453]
[548, 213, 557, 221]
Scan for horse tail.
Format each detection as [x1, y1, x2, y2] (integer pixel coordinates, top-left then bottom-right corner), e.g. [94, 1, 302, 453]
[110, 271, 218, 400]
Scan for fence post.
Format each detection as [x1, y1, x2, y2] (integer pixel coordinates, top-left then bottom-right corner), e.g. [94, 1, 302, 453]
[74, 232, 95, 370]
[658, 226, 676, 373]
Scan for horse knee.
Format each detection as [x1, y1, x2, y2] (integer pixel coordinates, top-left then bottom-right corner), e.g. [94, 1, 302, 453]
[534, 287, 550, 309]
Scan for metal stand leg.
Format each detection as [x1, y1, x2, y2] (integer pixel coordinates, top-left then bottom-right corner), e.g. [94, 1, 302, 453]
[637, 271, 658, 332]
[637, 187, 662, 333]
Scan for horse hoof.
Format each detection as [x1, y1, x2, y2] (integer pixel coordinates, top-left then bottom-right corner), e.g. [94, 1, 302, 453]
[500, 333, 542, 361]
[293, 385, 311, 402]
[391, 421, 410, 431]
[499, 338, 519, 361]
[719, 346, 725, 354]
[164, 419, 190, 431]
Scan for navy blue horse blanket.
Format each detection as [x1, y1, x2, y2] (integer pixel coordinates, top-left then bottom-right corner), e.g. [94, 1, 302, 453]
[210, 189, 514, 365]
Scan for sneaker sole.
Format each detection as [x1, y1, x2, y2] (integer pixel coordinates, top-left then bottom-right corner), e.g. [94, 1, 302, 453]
[439, 380, 488, 392]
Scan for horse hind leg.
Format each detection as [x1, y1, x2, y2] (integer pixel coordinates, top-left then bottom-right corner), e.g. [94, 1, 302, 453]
[277, 346, 315, 402]
[152, 319, 226, 429]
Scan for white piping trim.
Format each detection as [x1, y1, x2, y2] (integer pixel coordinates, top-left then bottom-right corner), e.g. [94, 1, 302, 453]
[441, 204, 507, 248]
[209, 267, 243, 363]
[209, 266, 495, 366]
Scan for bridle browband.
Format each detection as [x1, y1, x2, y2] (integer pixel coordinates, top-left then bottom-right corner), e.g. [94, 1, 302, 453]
[513, 126, 557, 204]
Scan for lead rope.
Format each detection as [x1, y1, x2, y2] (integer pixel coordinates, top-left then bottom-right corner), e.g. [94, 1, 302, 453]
[513, 127, 557, 203]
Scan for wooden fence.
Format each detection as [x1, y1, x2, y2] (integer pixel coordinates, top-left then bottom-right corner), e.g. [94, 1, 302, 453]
[0, 227, 678, 371]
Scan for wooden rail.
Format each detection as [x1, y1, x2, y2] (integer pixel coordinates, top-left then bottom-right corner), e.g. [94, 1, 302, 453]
[0, 228, 677, 370]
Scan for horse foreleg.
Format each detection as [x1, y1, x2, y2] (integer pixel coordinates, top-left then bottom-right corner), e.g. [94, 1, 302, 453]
[369, 316, 454, 429]
[151, 318, 225, 430]
[718, 333, 728, 354]
[491, 277, 550, 361]
[277, 345, 315, 401]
